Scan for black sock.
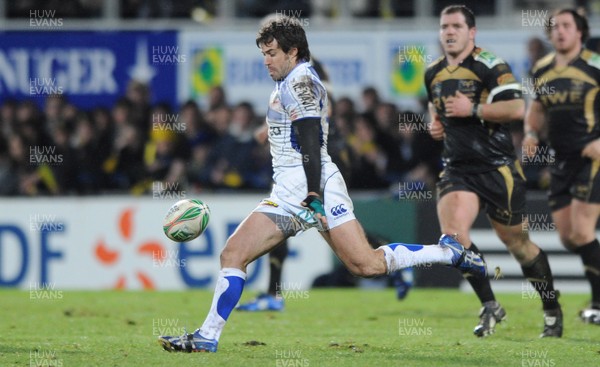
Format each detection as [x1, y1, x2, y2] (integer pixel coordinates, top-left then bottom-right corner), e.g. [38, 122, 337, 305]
[521, 249, 559, 310]
[268, 240, 289, 295]
[464, 242, 496, 304]
[573, 239, 600, 307]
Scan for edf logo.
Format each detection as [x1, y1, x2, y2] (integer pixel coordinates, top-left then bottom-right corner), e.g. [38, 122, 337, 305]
[330, 204, 347, 217]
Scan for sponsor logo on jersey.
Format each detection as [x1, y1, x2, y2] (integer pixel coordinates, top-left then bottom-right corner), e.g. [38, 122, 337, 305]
[330, 204, 348, 217]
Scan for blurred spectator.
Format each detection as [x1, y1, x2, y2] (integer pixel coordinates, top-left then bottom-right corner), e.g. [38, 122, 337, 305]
[72, 112, 105, 193]
[198, 102, 260, 189]
[207, 85, 228, 112]
[347, 113, 389, 189]
[181, 101, 218, 191]
[104, 98, 145, 190]
[335, 96, 356, 120]
[180, 100, 216, 146]
[0, 99, 18, 138]
[374, 102, 399, 138]
[91, 107, 114, 159]
[7, 133, 59, 196]
[0, 135, 15, 195]
[143, 104, 189, 189]
[206, 105, 232, 137]
[361, 86, 381, 115]
[5, 134, 31, 195]
[49, 124, 78, 193]
[396, 111, 443, 190]
[125, 80, 152, 138]
[43, 94, 65, 135]
[526, 37, 550, 76]
[16, 101, 52, 148]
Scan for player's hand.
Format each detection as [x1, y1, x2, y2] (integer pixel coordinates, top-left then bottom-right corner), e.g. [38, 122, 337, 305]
[522, 133, 539, 158]
[254, 124, 268, 144]
[445, 91, 473, 118]
[428, 115, 445, 140]
[582, 139, 600, 160]
[301, 192, 329, 231]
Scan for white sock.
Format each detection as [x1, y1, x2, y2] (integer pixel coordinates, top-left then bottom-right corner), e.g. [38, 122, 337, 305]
[199, 268, 246, 341]
[380, 243, 453, 273]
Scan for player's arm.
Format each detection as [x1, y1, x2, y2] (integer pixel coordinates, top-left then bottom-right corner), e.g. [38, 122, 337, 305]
[424, 69, 445, 140]
[293, 118, 328, 229]
[522, 99, 545, 157]
[292, 118, 322, 196]
[254, 122, 268, 144]
[478, 98, 525, 123]
[446, 60, 524, 123]
[282, 75, 328, 229]
[445, 90, 524, 123]
[428, 102, 444, 140]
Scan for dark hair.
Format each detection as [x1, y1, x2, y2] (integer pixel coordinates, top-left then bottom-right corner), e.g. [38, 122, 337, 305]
[256, 15, 310, 62]
[235, 101, 255, 118]
[546, 8, 589, 43]
[441, 5, 476, 28]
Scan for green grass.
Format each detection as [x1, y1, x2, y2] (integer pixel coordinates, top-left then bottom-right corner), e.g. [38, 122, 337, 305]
[1, 288, 599, 366]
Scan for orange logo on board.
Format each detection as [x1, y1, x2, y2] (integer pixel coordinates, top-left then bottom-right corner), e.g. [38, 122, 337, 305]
[94, 208, 165, 289]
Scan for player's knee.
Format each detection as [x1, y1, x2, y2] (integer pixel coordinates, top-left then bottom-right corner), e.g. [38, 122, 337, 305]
[501, 231, 529, 254]
[220, 239, 245, 267]
[347, 260, 379, 278]
[569, 232, 593, 247]
[219, 246, 234, 266]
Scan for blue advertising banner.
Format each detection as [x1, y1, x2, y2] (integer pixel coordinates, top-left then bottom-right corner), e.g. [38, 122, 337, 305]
[0, 31, 179, 110]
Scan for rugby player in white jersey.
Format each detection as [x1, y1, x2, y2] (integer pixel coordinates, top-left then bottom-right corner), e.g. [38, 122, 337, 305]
[158, 15, 486, 353]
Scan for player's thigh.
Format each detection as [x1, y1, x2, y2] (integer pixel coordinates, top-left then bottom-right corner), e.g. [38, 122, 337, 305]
[320, 219, 374, 266]
[569, 199, 600, 244]
[489, 219, 527, 244]
[437, 190, 480, 244]
[222, 212, 287, 267]
[436, 170, 480, 236]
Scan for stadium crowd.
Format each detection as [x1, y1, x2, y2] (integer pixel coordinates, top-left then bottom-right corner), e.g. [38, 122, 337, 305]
[0, 82, 450, 196]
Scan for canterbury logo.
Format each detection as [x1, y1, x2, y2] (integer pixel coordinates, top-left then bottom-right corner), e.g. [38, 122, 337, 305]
[330, 204, 347, 216]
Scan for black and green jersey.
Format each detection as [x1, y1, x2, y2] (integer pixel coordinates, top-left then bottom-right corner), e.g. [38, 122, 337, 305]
[425, 47, 523, 173]
[532, 48, 600, 161]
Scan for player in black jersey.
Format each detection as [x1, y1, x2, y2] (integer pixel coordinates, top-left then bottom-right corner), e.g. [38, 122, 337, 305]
[524, 8, 600, 326]
[426, 5, 562, 337]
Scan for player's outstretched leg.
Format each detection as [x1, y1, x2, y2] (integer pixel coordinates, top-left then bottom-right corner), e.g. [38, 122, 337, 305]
[364, 232, 414, 300]
[159, 268, 246, 352]
[324, 220, 487, 278]
[378, 234, 487, 277]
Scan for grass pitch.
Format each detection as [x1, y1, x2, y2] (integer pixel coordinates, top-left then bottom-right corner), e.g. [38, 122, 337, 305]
[2, 288, 599, 366]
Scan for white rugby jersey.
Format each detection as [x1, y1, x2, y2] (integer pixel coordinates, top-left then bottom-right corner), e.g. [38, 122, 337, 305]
[266, 61, 332, 177]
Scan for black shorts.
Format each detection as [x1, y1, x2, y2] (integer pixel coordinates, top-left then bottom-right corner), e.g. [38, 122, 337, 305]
[549, 158, 600, 211]
[437, 163, 527, 226]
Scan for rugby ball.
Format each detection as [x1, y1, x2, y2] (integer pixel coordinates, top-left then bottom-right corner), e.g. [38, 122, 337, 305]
[163, 199, 210, 242]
